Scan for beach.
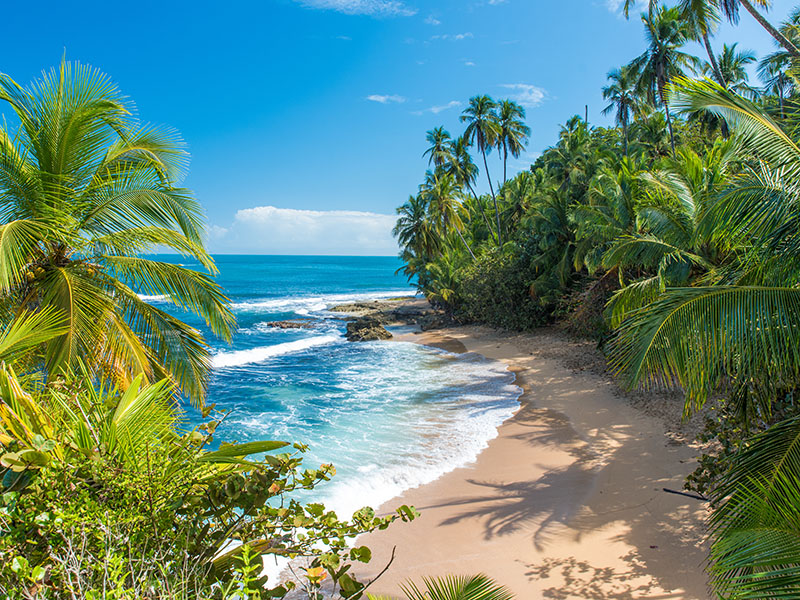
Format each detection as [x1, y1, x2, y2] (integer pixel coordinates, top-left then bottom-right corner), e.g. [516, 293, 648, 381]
[356, 324, 711, 599]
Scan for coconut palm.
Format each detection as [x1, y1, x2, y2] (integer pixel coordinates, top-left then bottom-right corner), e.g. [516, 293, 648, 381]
[758, 50, 794, 118]
[0, 60, 234, 404]
[624, 0, 799, 58]
[628, 5, 700, 154]
[496, 100, 530, 187]
[609, 77, 800, 412]
[393, 194, 438, 260]
[448, 136, 497, 242]
[706, 415, 800, 598]
[602, 66, 640, 155]
[715, 43, 758, 97]
[419, 170, 475, 259]
[461, 96, 503, 245]
[423, 126, 453, 169]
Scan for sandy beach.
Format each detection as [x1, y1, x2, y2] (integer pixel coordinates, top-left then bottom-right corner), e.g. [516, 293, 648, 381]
[356, 324, 711, 599]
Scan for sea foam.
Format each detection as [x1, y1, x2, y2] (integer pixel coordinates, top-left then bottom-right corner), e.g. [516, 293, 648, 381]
[211, 335, 340, 368]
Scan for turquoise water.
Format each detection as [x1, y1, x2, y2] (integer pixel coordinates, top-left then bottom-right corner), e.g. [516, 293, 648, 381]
[148, 255, 522, 516]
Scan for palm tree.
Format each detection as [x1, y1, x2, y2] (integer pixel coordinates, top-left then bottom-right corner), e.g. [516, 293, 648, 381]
[758, 51, 794, 118]
[715, 43, 758, 97]
[423, 126, 453, 169]
[706, 415, 800, 598]
[419, 171, 475, 259]
[496, 100, 531, 187]
[461, 96, 503, 245]
[371, 574, 514, 600]
[624, 0, 800, 58]
[602, 66, 640, 156]
[681, 0, 725, 85]
[720, 0, 800, 58]
[448, 135, 497, 243]
[0, 60, 234, 404]
[609, 77, 800, 412]
[628, 5, 700, 155]
[393, 194, 438, 260]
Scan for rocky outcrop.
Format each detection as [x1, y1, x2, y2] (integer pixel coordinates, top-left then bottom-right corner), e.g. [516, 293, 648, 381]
[345, 317, 393, 342]
[265, 319, 316, 329]
[329, 298, 436, 326]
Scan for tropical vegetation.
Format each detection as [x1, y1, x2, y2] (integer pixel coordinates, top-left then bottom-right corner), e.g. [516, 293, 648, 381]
[394, 2, 800, 596]
[0, 62, 418, 599]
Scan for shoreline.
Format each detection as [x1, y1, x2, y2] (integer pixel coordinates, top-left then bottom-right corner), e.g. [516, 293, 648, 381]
[352, 321, 711, 599]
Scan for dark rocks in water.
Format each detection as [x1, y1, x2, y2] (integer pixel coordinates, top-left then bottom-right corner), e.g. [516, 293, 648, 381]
[265, 319, 315, 329]
[345, 317, 393, 342]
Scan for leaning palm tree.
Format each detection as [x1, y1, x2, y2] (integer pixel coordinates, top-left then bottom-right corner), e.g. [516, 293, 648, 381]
[0, 60, 234, 404]
[627, 5, 700, 154]
[602, 66, 640, 156]
[496, 100, 530, 187]
[624, 0, 800, 58]
[461, 96, 502, 245]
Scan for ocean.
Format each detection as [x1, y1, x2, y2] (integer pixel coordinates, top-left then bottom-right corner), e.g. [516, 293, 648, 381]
[149, 255, 522, 517]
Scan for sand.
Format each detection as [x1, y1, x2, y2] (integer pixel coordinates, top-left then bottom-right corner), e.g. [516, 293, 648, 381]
[355, 325, 711, 600]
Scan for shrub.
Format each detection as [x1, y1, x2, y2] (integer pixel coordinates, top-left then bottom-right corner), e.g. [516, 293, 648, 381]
[0, 369, 416, 599]
[456, 248, 550, 330]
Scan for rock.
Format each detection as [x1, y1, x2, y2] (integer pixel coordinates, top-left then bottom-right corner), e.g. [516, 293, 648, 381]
[418, 314, 448, 331]
[265, 319, 315, 329]
[345, 317, 393, 342]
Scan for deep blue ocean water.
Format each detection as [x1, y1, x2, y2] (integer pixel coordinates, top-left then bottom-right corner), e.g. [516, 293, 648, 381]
[147, 255, 522, 516]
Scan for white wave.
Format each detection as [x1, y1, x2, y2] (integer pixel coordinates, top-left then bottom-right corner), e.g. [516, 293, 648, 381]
[212, 335, 339, 368]
[137, 294, 170, 303]
[318, 362, 522, 518]
[229, 290, 416, 315]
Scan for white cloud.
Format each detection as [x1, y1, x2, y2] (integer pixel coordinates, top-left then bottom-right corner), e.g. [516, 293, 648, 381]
[464, 60, 476, 67]
[605, 0, 626, 13]
[293, 0, 417, 17]
[412, 100, 462, 115]
[488, 0, 508, 4]
[366, 94, 407, 104]
[431, 32, 473, 41]
[500, 83, 547, 108]
[209, 206, 398, 255]
[424, 15, 441, 25]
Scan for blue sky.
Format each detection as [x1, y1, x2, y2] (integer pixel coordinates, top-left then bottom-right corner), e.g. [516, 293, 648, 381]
[1, 0, 795, 254]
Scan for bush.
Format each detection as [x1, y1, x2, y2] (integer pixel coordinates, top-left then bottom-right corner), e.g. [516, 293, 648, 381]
[456, 248, 550, 330]
[0, 369, 416, 599]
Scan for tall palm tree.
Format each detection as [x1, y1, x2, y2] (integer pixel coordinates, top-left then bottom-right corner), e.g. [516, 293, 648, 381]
[624, 0, 800, 58]
[423, 126, 453, 169]
[680, 0, 725, 84]
[448, 135, 497, 243]
[758, 51, 794, 118]
[393, 194, 438, 259]
[602, 66, 640, 156]
[715, 43, 758, 97]
[628, 5, 700, 154]
[0, 60, 234, 404]
[461, 96, 503, 245]
[496, 100, 531, 187]
[419, 171, 475, 259]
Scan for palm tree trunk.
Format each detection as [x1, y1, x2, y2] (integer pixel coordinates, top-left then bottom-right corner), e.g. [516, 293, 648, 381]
[455, 226, 476, 260]
[740, 0, 800, 57]
[703, 32, 724, 85]
[659, 80, 676, 156]
[503, 141, 508, 186]
[481, 149, 502, 246]
[622, 118, 628, 157]
[467, 182, 498, 243]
